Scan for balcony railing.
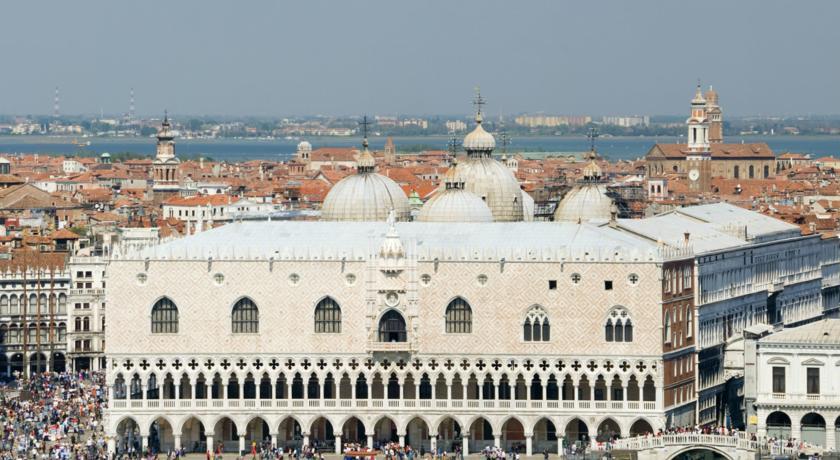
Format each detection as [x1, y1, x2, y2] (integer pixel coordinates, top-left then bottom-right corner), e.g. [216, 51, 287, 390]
[366, 340, 415, 353]
[69, 288, 105, 297]
[759, 392, 836, 403]
[110, 397, 660, 412]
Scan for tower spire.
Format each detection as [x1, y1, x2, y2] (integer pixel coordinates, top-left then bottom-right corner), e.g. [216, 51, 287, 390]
[358, 115, 371, 149]
[53, 86, 60, 118]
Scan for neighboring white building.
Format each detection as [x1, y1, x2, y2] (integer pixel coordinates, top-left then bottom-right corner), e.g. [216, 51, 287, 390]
[63, 159, 87, 174]
[745, 319, 840, 451]
[66, 256, 108, 372]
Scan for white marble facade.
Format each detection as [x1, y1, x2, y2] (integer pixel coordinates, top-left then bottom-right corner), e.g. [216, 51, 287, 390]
[105, 220, 673, 454]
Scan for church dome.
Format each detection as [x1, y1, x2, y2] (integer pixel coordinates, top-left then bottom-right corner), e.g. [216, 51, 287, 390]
[553, 183, 613, 223]
[297, 140, 312, 152]
[417, 188, 493, 223]
[463, 118, 496, 152]
[455, 158, 524, 222]
[521, 190, 535, 222]
[321, 140, 410, 222]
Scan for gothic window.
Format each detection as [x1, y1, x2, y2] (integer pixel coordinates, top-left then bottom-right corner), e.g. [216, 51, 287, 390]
[664, 311, 671, 343]
[151, 297, 178, 334]
[733, 165, 739, 179]
[748, 165, 755, 179]
[605, 306, 633, 343]
[445, 297, 472, 333]
[232, 297, 259, 334]
[314, 297, 341, 333]
[523, 305, 550, 342]
[378, 310, 407, 342]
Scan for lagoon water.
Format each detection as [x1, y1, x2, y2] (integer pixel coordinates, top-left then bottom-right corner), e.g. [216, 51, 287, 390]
[0, 135, 838, 162]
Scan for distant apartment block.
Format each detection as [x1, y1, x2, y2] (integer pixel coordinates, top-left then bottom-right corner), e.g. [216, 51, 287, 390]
[602, 116, 650, 127]
[514, 114, 592, 128]
[445, 120, 467, 132]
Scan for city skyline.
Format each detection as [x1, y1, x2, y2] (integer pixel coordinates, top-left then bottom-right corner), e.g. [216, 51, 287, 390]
[1, 1, 839, 117]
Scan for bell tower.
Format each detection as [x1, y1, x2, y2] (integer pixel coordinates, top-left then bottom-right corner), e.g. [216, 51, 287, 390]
[152, 112, 181, 200]
[686, 84, 711, 192]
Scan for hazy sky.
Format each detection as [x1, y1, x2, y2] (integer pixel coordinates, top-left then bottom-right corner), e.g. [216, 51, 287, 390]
[2, 0, 839, 117]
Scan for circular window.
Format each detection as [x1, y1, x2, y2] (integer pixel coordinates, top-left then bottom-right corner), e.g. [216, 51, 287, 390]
[477, 274, 488, 286]
[288, 273, 300, 286]
[570, 273, 581, 285]
[627, 273, 640, 286]
[136, 273, 147, 285]
[345, 273, 357, 286]
[213, 273, 225, 286]
[420, 274, 431, 286]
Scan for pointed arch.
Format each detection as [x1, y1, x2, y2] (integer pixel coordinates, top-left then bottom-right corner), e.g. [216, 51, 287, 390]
[231, 297, 259, 333]
[524, 305, 549, 342]
[445, 297, 472, 333]
[314, 296, 341, 333]
[151, 297, 178, 334]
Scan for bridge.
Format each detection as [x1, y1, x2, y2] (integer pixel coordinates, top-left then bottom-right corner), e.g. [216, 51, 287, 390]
[610, 433, 813, 460]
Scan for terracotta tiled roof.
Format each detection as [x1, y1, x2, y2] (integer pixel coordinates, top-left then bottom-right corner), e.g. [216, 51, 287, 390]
[648, 143, 774, 159]
[163, 195, 232, 206]
[50, 228, 80, 240]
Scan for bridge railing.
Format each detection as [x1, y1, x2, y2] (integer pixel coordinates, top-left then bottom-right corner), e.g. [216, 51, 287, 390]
[611, 434, 807, 457]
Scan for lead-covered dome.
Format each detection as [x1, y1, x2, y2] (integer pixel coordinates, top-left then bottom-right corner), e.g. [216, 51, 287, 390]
[321, 140, 410, 222]
[554, 183, 613, 223]
[418, 165, 493, 223]
[463, 116, 496, 152]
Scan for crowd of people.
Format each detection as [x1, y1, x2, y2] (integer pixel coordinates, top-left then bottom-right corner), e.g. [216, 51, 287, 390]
[0, 370, 108, 459]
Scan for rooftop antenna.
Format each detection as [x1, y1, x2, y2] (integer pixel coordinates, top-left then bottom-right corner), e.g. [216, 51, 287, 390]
[587, 127, 599, 152]
[53, 86, 60, 118]
[498, 109, 511, 154]
[447, 128, 461, 158]
[358, 115, 372, 149]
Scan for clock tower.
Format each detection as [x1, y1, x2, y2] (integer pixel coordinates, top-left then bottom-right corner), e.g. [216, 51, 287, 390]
[686, 84, 711, 192]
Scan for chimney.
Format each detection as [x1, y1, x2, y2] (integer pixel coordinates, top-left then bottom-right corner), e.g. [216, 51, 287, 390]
[683, 232, 690, 245]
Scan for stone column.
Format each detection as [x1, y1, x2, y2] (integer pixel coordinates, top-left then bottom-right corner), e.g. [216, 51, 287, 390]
[107, 437, 116, 454]
[174, 435, 182, 451]
[141, 384, 147, 400]
[462, 436, 469, 456]
[462, 384, 468, 401]
[399, 434, 405, 447]
[240, 380, 244, 400]
[367, 435, 374, 449]
[494, 434, 501, 448]
[141, 435, 148, 452]
[415, 383, 420, 400]
[526, 435, 533, 456]
[573, 384, 579, 402]
[790, 418, 801, 442]
[221, 383, 228, 401]
[271, 433, 278, 449]
[205, 435, 214, 454]
[430, 435, 437, 454]
[238, 435, 245, 455]
[368, 383, 373, 402]
[446, 383, 452, 401]
[287, 381, 292, 400]
[558, 435, 564, 456]
[335, 435, 342, 454]
[826, 429, 836, 453]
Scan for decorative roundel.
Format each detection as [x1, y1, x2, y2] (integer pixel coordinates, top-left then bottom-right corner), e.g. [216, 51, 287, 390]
[420, 274, 432, 287]
[213, 273, 225, 286]
[345, 273, 357, 286]
[288, 273, 300, 286]
[385, 291, 399, 307]
[136, 273, 148, 286]
[477, 274, 488, 286]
